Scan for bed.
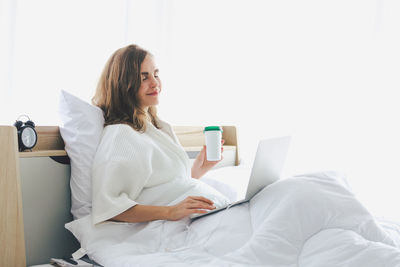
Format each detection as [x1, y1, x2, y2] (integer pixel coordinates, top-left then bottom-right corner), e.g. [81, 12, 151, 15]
[1, 90, 400, 267]
[2, 125, 400, 267]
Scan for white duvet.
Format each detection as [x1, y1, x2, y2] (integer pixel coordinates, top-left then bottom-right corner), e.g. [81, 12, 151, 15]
[66, 171, 400, 267]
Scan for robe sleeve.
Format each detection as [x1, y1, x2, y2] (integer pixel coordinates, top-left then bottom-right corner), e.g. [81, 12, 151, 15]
[91, 125, 152, 224]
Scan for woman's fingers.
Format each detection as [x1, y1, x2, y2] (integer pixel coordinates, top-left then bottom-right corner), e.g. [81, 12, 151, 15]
[184, 200, 213, 208]
[187, 201, 215, 210]
[170, 196, 217, 220]
[184, 196, 215, 211]
[191, 209, 208, 214]
[188, 196, 214, 205]
[188, 205, 215, 211]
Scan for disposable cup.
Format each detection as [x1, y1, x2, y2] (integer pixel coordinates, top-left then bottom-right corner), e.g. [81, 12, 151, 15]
[204, 126, 223, 161]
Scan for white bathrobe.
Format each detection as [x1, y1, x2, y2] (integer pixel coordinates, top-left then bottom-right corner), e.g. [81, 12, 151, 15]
[91, 118, 230, 224]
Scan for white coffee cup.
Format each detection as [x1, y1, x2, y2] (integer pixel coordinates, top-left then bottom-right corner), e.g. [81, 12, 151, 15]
[204, 126, 223, 161]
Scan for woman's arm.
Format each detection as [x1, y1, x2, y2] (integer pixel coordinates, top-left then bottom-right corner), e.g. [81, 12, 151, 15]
[111, 196, 216, 223]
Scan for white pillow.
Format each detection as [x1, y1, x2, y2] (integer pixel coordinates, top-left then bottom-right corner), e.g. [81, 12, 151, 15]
[59, 90, 104, 219]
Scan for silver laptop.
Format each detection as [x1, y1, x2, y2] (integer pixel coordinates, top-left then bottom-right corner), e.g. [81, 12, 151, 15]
[191, 136, 291, 220]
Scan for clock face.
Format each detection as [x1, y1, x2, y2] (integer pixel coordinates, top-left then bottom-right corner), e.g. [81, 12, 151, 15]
[21, 127, 37, 148]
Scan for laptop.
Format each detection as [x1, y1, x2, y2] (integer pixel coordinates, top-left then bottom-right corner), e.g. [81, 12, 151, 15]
[191, 136, 291, 220]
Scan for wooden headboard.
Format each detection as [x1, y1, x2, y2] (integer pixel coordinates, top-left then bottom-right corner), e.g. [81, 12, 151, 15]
[0, 125, 240, 267]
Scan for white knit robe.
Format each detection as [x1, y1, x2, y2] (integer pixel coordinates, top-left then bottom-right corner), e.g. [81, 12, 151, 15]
[91, 119, 230, 224]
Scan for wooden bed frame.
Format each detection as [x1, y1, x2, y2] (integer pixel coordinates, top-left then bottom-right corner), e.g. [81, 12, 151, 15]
[0, 125, 240, 267]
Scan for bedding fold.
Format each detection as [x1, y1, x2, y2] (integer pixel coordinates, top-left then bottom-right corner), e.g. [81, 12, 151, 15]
[66, 171, 400, 267]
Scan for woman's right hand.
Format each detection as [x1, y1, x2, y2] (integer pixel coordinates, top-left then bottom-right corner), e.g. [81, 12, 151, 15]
[167, 196, 216, 221]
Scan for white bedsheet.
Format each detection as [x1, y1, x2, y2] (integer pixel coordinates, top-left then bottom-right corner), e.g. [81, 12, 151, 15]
[66, 171, 400, 267]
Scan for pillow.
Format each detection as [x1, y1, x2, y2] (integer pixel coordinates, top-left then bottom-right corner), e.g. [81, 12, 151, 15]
[59, 90, 104, 219]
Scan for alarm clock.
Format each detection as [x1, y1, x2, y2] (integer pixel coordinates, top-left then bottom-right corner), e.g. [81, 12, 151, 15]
[14, 115, 37, 152]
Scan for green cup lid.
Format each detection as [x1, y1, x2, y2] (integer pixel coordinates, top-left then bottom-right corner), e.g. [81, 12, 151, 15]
[203, 126, 223, 133]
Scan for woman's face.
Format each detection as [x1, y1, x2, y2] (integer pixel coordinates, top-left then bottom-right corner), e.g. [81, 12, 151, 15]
[137, 55, 161, 111]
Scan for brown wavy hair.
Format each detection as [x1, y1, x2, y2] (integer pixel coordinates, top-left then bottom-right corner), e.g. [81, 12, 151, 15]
[92, 44, 161, 132]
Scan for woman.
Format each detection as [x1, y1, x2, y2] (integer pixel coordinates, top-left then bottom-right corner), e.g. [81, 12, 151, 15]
[81, 44, 398, 266]
[91, 44, 230, 224]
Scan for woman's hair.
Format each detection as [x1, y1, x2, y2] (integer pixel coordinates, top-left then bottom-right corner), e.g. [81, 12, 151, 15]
[92, 44, 161, 132]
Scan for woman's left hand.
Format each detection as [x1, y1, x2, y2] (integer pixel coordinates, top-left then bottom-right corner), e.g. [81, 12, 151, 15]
[191, 139, 225, 179]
